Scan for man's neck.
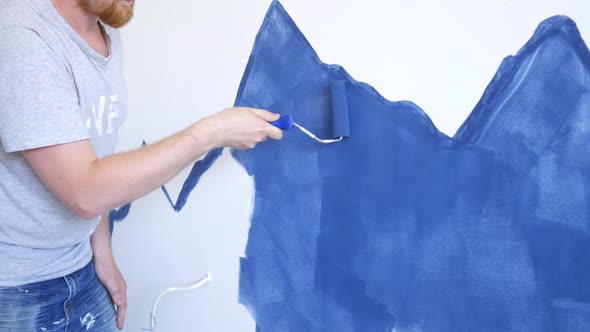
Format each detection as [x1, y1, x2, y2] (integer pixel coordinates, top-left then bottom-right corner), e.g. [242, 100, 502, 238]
[51, 0, 100, 35]
[50, 0, 109, 57]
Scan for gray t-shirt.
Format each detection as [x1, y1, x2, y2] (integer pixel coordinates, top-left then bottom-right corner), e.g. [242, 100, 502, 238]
[0, 0, 127, 286]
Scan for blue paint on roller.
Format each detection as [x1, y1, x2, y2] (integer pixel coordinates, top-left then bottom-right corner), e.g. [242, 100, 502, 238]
[232, 1, 590, 331]
[269, 80, 350, 141]
[330, 80, 350, 138]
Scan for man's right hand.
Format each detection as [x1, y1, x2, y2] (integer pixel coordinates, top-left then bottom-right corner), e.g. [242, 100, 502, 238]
[197, 107, 284, 150]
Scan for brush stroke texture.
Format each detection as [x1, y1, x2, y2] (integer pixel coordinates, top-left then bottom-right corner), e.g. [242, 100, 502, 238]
[232, 2, 590, 331]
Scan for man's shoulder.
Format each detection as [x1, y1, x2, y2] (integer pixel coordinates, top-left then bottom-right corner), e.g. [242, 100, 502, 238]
[0, 0, 38, 30]
[0, 0, 66, 45]
[0, 0, 64, 56]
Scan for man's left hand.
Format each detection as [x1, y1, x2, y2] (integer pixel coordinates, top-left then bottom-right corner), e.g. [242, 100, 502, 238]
[95, 256, 128, 330]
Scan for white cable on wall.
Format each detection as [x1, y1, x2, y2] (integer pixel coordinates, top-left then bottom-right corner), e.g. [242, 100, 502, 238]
[143, 273, 213, 331]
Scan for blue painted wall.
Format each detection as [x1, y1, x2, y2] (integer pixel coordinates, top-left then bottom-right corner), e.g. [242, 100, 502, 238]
[232, 2, 590, 331]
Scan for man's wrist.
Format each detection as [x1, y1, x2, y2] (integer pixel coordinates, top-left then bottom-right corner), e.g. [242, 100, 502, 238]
[92, 246, 115, 264]
[188, 117, 221, 151]
[91, 233, 115, 264]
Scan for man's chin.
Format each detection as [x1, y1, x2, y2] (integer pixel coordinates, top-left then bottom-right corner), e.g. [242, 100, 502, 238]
[100, 3, 134, 28]
[102, 15, 134, 28]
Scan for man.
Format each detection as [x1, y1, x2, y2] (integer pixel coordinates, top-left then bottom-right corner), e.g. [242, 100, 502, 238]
[0, 0, 283, 330]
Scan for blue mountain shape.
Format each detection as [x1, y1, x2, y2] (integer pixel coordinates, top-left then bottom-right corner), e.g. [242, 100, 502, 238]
[231, 1, 590, 331]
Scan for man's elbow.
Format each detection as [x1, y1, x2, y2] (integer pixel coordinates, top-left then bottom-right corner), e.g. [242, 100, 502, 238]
[70, 196, 103, 220]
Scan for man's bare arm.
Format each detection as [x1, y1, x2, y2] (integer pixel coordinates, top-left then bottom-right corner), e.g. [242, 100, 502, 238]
[22, 108, 283, 219]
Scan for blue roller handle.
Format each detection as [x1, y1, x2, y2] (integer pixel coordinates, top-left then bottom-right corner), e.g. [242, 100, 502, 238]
[269, 115, 294, 130]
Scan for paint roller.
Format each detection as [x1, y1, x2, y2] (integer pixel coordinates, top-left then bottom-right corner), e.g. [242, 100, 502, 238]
[269, 80, 350, 143]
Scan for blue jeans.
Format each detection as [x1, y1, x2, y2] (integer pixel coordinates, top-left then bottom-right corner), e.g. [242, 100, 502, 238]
[0, 261, 116, 331]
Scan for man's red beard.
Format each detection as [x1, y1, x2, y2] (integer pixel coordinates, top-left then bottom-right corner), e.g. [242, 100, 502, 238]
[78, 0, 134, 28]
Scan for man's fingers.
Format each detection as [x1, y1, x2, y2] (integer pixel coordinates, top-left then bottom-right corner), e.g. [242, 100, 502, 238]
[103, 276, 127, 329]
[251, 109, 284, 141]
[266, 125, 284, 140]
[111, 283, 127, 329]
[250, 108, 280, 122]
[117, 301, 127, 329]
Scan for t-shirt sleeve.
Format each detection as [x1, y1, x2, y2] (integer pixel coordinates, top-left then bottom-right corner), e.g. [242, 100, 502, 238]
[0, 27, 90, 153]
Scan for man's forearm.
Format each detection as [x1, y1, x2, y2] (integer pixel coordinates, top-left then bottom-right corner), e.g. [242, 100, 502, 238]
[81, 124, 216, 218]
[91, 213, 113, 261]
[22, 108, 282, 220]
[24, 119, 218, 219]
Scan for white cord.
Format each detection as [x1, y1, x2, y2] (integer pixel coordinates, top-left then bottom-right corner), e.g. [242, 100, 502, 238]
[146, 273, 213, 331]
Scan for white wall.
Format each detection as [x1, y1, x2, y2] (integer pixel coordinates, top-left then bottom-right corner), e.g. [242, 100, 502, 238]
[113, 0, 589, 331]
